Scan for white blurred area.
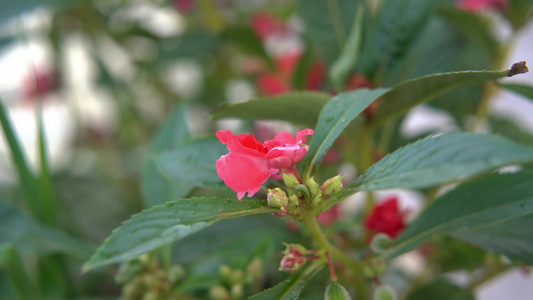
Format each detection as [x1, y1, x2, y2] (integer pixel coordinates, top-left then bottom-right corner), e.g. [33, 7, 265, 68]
[0, 4, 532, 299]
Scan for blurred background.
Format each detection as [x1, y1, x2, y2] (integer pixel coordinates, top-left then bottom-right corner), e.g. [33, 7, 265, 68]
[0, 0, 532, 299]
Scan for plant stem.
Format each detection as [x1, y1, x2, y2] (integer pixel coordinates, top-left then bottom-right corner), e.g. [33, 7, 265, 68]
[301, 209, 369, 299]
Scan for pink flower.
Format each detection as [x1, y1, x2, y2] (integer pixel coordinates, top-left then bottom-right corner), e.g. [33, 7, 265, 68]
[365, 196, 407, 239]
[23, 69, 58, 101]
[457, 0, 507, 12]
[250, 12, 288, 40]
[216, 129, 313, 199]
[174, 0, 195, 13]
[318, 204, 341, 227]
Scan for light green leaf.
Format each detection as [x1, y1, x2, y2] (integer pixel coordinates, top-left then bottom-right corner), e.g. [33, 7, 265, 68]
[0, 244, 38, 298]
[302, 88, 389, 180]
[499, 83, 533, 103]
[155, 137, 227, 187]
[142, 105, 194, 207]
[297, 0, 362, 63]
[83, 198, 275, 271]
[210, 92, 331, 127]
[0, 202, 94, 258]
[389, 171, 533, 262]
[249, 262, 324, 300]
[325, 282, 352, 300]
[372, 69, 511, 125]
[329, 6, 364, 91]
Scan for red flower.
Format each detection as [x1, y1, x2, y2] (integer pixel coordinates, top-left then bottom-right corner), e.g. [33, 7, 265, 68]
[216, 129, 313, 199]
[23, 69, 58, 101]
[457, 0, 507, 12]
[174, 0, 195, 13]
[365, 197, 407, 239]
[318, 204, 341, 227]
[250, 12, 288, 40]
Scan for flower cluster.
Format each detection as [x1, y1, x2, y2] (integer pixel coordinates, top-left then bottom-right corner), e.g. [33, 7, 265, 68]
[215, 129, 313, 199]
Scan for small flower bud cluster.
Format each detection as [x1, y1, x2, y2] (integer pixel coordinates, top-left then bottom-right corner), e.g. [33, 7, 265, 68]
[267, 174, 345, 217]
[117, 255, 186, 300]
[279, 243, 319, 273]
[363, 257, 387, 278]
[209, 259, 264, 300]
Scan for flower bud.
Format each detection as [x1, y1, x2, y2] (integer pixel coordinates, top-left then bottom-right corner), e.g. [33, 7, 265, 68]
[209, 285, 229, 300]
[321, 175, 344, 196]
[168, 265, 186, 283]
[370, 233, 393, 254]
[267, 188, 289, 208]
[364, 257, 387, 278]
[289, 194, 300, 206]
[306, 177, 321, 197]
[374, 285, 397, 300]
[231, 284, 244, 299]
[283, 172, 300, 188]
[279, 243, 308, 273]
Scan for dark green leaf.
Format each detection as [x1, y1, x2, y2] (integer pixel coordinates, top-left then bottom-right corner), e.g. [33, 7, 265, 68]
[372, 69, 510, 125]
[499, 83, 533, 103]
[159, 31, 219, 61]
[349, 132, 533, 192]
[220, 26, 273, 68]
[438, 6, 501, 64]
[507, 0, 533, 29]
[302, 88, 389, 180]
[325, 282, 352, 300]
[359, 0, 437, 82]
[390, 171, 533, 262]
[210, 92, 331, 127]
[0, 244, 38, 298]
[249, 262, 324, 300]
[297, 0, 361, 63]
[142, 105, 194, 207]
[0, 202, 94, 258]
[83, 198, 275, 271]
[408, 278, 474, 300]
[155, 137, 227, 187]
[489, 115, 533, 145]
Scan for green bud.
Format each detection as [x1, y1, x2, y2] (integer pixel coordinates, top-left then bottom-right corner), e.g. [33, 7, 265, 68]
[168, 265, 186, 283]
[283, 172, 300, 187]
[294, 184, 310, 199]
[246, 258, 263, 280]
[306, 177, 321, 197]
[231, 284, 244, 299]
[374, 285, 397, 300]
[370, 233, 393, 254]
[321, 175, 344, 196]
[219, 265, 232, 281]
[364, 257, 387, 278]
[142, 290, 160, 300]
[267, 188, 289, 208]
[228, 269, 244, 286]
[209, 285, 229, 300]
[289, 194, 300, 206]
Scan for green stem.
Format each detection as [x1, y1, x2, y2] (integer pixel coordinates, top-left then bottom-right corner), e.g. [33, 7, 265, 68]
[301, 209, 368, 299]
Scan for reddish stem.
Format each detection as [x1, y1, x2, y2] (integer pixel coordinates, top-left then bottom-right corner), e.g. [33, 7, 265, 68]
[289, 165, 303, 183]
[326, 252, 338, 282]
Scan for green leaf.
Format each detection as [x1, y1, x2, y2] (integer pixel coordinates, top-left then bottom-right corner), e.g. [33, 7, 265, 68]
[325, 282, 352, 300]
[302, 88, 389, 180]
[359, 0, 437, 82]
[389, 171, 533, 262]
[210, 92, 331, 127]
[142, 105, 194, 207]
[499, 83, 533, 103]
[158, 30, 219, 62]
[83, 198, 276, 271]
[348, 132, 533, 193]
[0, 244, 38, 298]
[155, 137, 227, 187]
[488, 115, 533, 145]
[220, 26, 274, 68]
[0, 100, 43, 222]
[0, 202, 94, 258]
[329, 6, 364, 91]
[438, 6, 501, 64]
[407, 278, 474, 300]
[249, 262, 324, 300]
[0, 0, 72, 24]
[372, 69, 510, 125]
[297, 0, 361, 63]
[507, 0, 533, 29]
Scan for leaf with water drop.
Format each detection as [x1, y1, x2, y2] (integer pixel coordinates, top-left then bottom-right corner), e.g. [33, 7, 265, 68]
[83, 198, 276, 271]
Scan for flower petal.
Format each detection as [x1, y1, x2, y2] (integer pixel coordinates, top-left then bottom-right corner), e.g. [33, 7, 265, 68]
[216, 152, 270, 199]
